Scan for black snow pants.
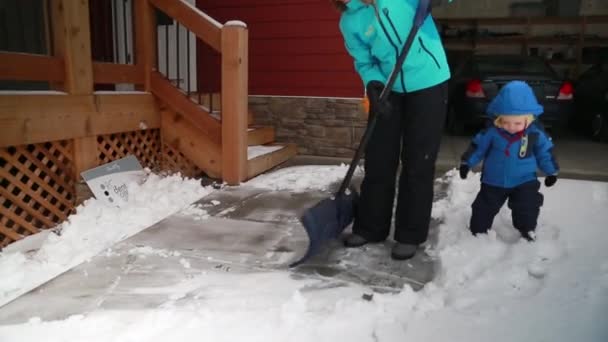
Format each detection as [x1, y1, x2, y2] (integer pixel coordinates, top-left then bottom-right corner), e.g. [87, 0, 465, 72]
[353, 81, 448, 245]
[470, 180, 544, 238]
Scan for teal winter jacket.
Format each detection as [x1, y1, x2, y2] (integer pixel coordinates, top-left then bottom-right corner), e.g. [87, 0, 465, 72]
[339, 0, 450, 93]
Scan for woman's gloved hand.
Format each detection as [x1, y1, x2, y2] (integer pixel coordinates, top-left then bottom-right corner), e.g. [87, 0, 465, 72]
[366, 81, 392, 119]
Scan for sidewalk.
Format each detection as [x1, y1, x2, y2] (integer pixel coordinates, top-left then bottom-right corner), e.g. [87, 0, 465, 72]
[0, 183, 440, 324]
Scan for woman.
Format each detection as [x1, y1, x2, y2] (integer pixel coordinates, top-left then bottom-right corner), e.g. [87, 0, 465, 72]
[331, 0, 450, 260]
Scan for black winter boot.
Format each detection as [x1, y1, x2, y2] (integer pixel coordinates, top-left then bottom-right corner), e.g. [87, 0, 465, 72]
[391, 243, 417, 260]
[343, 233, 369, 247]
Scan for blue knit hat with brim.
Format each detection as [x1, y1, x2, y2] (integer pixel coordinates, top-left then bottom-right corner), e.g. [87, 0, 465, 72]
[486, 81, 544, 117]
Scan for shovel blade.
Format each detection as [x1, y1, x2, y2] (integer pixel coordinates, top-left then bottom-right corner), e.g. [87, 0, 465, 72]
[290, 192, 358, 267]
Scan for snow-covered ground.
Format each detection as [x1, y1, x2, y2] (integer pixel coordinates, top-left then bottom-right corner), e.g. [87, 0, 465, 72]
[0, 167, 607, 341]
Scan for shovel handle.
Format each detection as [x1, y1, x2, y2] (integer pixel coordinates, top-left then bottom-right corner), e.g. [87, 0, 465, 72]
[336, 0, 432, 196]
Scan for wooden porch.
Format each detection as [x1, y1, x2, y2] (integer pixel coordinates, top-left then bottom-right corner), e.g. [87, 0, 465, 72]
[0, 0, 296, 247]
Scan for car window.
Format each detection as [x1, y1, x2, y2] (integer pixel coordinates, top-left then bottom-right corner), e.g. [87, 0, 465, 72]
[579, 63, 608, 81]
[474, 57, 553, 75]
[580, 65, 601, 78]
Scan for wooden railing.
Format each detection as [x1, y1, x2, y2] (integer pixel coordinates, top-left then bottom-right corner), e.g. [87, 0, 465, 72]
[0, 0, 250, 246]
[149, 0, 222, 51]
[0, 0, 249, 185]
[0, 52, 65, 82]
[92, 63, 145, 85]
[145, 0, 249, 184]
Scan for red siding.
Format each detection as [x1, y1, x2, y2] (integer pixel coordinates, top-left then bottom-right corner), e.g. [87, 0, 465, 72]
[196, 0, 362, 98]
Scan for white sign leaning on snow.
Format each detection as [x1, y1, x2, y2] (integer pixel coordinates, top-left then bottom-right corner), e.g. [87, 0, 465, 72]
[80, 155, 146, 207]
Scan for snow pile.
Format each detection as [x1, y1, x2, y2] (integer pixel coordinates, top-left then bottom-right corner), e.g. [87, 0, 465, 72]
[0, 172, 213, 308]
[245, 164, 362, 192]
[402, 171, 608, 341]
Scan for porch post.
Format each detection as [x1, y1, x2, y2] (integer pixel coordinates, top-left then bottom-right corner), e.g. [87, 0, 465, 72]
[135, 0, 157, 92]
[51, 0, 94, 95]
[52, 0, 98, 179]
[221, 22, 248, 185]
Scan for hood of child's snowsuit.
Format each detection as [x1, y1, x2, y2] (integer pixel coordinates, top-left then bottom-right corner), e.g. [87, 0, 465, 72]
[486, 81, 544, 117]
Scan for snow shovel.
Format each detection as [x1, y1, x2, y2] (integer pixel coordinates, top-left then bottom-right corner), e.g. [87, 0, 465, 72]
[290, 0, 433, 267]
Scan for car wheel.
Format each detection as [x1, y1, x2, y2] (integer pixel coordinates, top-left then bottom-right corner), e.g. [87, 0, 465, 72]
[591, 111, 608, 142]
[446, 106, 465, 136]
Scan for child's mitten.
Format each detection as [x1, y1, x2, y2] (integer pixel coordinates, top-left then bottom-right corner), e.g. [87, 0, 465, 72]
[544, 175, 557, 187]
[459, 163, 469, 179]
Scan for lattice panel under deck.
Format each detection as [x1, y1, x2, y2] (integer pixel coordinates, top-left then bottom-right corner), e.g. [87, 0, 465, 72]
[161, 143, 203, 179]
[0, 141, 75, 248]
[97, 129, 162, 171]
[1, 129, 212, 248]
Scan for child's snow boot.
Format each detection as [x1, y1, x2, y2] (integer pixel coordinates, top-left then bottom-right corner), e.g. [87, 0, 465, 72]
[391, 243, 417, 260]
[521, 230, 536, 242]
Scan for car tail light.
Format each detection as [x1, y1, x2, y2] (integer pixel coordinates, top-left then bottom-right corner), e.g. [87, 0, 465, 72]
[466, 79, 485, 98]
[557, 81, 573, 100]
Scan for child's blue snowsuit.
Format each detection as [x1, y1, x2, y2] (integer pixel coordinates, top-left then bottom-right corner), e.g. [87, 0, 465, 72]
[461, 81, 559, 238]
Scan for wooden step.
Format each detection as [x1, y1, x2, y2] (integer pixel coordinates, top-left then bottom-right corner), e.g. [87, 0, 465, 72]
[246, 143, 297, 180]
[247, 126, 275, 146]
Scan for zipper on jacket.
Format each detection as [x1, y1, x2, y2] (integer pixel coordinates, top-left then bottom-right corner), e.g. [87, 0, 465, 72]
[373, 5, 406, 92]
[382, 7, 405, 92]
[418, 37, 441, 69]
[383, 9, 402, 44]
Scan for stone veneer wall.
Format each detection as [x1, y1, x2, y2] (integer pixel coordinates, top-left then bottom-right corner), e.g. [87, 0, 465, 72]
[249, 96, 368, 158]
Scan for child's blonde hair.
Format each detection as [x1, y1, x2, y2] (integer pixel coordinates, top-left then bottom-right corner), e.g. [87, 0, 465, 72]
[494, 114, 535, 128]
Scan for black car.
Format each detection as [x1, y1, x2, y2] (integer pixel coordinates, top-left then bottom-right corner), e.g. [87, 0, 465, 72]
[575, 62, 608, 142]
[447, 54, 575, 135]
